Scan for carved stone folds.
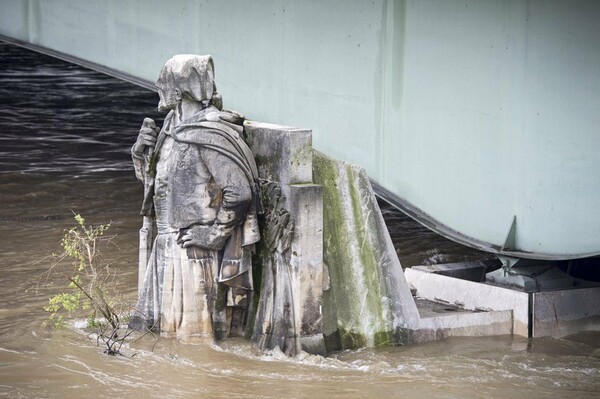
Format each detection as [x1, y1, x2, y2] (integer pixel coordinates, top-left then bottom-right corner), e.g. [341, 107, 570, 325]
[245, 122, 326, 356]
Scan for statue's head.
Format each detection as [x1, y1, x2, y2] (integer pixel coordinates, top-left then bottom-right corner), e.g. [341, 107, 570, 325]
[155, 54, 223, 112]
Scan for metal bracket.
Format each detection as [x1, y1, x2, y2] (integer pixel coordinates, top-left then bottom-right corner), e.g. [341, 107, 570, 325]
[498, 255, 520, 275]
[501, 215, 517, 252]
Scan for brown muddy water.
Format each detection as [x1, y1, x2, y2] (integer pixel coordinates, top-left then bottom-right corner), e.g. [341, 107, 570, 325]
[1, 41, 599, 398]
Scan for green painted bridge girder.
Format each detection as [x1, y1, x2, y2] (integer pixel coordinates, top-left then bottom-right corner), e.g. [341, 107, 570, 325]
[2, 0, 599, 259]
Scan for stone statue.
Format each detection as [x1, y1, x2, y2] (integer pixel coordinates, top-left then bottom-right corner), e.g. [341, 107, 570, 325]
[129, 55, 260, 340]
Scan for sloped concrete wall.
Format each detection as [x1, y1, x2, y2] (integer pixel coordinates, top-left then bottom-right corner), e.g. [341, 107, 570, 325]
[313, 152, 419, 350]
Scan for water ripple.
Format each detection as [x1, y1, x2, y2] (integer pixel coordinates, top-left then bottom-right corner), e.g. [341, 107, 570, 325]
[0, 41, 163, 177]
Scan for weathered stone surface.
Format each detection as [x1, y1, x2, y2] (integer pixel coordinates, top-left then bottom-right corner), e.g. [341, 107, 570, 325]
[130, 55, 259, 341]
[533, 287, 600, 338]
[414, 310, 513, 341]
[247, 123, 326, 356]
[313, 152, 420, 350]
[245, 121, 312, 185]
[288, 184, 325, 339]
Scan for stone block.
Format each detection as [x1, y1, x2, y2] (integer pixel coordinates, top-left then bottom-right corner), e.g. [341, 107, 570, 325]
[415, 310, 513, 341]
[247, 122, 326, 356]
[244, 121, 312, 185]
[405, 268, 530, 336]
[533, 287, 600, 338]
[288, 184, 324, 336]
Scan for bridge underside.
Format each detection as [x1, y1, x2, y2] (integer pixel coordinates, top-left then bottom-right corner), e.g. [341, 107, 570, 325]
[1, 0, 599, 260]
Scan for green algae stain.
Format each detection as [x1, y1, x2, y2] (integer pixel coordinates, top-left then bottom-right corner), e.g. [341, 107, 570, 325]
[314, 151, 392, 350]
[346, 164, 386, 323]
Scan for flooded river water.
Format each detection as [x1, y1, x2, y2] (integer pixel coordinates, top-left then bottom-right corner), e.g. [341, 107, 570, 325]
[1, 41, 599, 398]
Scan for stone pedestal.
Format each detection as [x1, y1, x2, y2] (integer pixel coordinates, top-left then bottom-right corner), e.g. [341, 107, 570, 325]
[245, 121, 326, 356]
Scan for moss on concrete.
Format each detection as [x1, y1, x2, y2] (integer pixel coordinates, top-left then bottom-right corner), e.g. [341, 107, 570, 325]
[314, 151, 394, 351]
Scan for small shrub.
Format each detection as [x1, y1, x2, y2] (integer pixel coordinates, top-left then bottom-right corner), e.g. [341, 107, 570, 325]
[41, 214, 132, 355]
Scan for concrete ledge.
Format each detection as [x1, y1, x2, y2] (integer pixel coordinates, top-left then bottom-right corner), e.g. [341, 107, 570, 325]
[411, 259, 501, 282]
[414, 310, 513, 342]
[406, 268, 529, 336]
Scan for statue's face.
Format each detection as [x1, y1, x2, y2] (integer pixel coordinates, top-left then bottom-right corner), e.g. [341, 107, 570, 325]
[157, 88, 178, 113]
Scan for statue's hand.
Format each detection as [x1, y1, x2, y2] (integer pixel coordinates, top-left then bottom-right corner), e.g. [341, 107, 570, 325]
[177, 225, 228, 250]
[132, 118, 159, 157]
